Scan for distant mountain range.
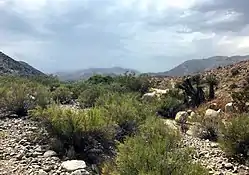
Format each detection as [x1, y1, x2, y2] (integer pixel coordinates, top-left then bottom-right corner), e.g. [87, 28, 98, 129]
[2, 50, 249, 80]
[0, 51, 45, 77]
[152, 55, 249, 77]
[54, 67, 140, 81]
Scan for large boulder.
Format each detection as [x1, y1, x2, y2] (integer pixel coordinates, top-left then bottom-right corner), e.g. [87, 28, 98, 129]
[205, 109, 222, 118]
[175, 111, 188, 123]
[225, 102, 234, 113]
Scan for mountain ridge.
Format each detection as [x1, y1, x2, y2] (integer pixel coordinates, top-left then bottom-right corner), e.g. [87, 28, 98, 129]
[152, 55, 249, 77]
[54, 67, 140, 81]
[0, 51, 46, 77]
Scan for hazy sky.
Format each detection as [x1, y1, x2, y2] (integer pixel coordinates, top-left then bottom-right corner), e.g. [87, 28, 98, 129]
[1, 0, 249, 73]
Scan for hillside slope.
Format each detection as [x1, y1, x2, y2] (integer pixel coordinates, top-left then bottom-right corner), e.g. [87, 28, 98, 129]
[0, 51, 45, 77]
[159, 55, 249, 76]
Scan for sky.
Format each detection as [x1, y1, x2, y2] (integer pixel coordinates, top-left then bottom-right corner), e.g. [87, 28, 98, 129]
[1, 0, 249, 73]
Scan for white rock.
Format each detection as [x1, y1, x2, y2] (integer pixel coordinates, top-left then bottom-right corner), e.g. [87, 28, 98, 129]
[205, 109, 222, 118]
[38, 169, 48, 175]
[224, 163, 233, 169]
[43, 150, 57, 158]
[163, 119, 178, 130]
[175, 111, 188, 123]
[61, 160, 86, 172]
[142, 92, 156, 99]
[225, 102, 234, 113]
[71, 169, 90, 175]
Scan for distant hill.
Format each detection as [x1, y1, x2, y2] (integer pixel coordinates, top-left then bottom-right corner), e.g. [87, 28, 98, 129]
[0, 51, 46, 77]
[153, 55, 249, 77]
[54, 67, 140, 81]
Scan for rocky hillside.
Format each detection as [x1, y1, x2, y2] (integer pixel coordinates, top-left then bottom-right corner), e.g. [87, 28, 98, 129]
[155, 55, 249, 77]
[153, 59, 249, 109]
[0, 51, 45, 77]
[54, 67, 140, 81]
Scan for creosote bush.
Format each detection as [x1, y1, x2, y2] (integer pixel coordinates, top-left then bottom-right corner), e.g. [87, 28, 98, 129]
[96, 92, 156, 142]
[29, 105, 115, 164]
[194, 116, 221, 141]
[52, 86, 72, 104]
[102, 117, 208, 175]
[219, 115, 249, 162]
[78, 85, 106, 108]
[0, 80, 50, 116]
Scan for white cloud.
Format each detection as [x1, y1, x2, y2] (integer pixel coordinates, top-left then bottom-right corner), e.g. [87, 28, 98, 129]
[1, 0, 249, 73]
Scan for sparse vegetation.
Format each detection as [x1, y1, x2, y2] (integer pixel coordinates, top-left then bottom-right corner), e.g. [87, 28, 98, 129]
[219, 115, 249, 161]
[102, 117, 208, 175]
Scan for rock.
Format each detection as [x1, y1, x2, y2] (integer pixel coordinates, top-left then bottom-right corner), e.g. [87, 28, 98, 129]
[15, 153, 23, 160]
[210, 142, 218, 148]
[175, 111, 188, 123]
[35, 146, 43, 152]
[224, 163, 233, 169]
[38, 169, 48, 175]
[163, 119, 178, 130]
[205, 109, 222, 118]
[61, 160, 86, 172]
[225, 102, 234, 113]
[43, 150, 57, 158]
[71, 169, 90, 175]
[187, 110, 193, 115]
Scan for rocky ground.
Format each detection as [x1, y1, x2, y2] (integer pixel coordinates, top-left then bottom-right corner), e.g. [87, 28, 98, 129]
[1, 116, 249, 175]
[0, 117, 90, 175]
[182, 135, 249, 175]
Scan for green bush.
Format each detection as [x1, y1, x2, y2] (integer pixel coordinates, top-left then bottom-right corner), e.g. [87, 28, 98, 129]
[102, 117, 208, 175]
[96, 92, 155, 125]
[231, 88, 249, 112]
[0, 81, 50, 116]
[156, 96, 184, 119]
[87, 74, 114, 85]
[114, 73, 152, 94]
[219, 115, 249, 161]
[52, 86, 72, 104]
[29, 105, 115, 164]
[194, 117, 221, 141]
[78, 85, 107, 108]
[96, 92, 156, 142]
[69, 81, 89, 99]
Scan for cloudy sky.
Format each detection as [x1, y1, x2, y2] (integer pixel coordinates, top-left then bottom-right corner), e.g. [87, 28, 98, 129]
[1, 0, 249, 73]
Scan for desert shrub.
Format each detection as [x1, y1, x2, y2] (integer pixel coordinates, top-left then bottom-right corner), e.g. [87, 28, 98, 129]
[194, 116, 221, 141]
[114, 73, 152, 94]
[78, 85, 107, 108]
[219, 115, 249, 161]
[87, 75, 114, 85]
[0, 81, 50, 116]
[52, 86, 72, 104]
[29, 74, 60, 91]
[69, 81, 89, 99]
[96, 92, 156, 142]
[96, 92, 154, 125]
[102, 117, 208, 175]
[156, 96, 185, 119]
[231, 88, 249, 113]
[29, 105, 115, 164]
[231, 67, 240, 76]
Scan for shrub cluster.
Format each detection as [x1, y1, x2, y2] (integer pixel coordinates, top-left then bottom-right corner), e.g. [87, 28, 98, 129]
[0, 76, 50, 116]
[219, 115, 249, 162]
[30, 105, 115, 164]
[102, 117, 208, 175]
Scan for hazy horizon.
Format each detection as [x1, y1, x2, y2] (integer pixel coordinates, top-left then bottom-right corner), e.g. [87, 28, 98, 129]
[1, 0, 249, 73]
